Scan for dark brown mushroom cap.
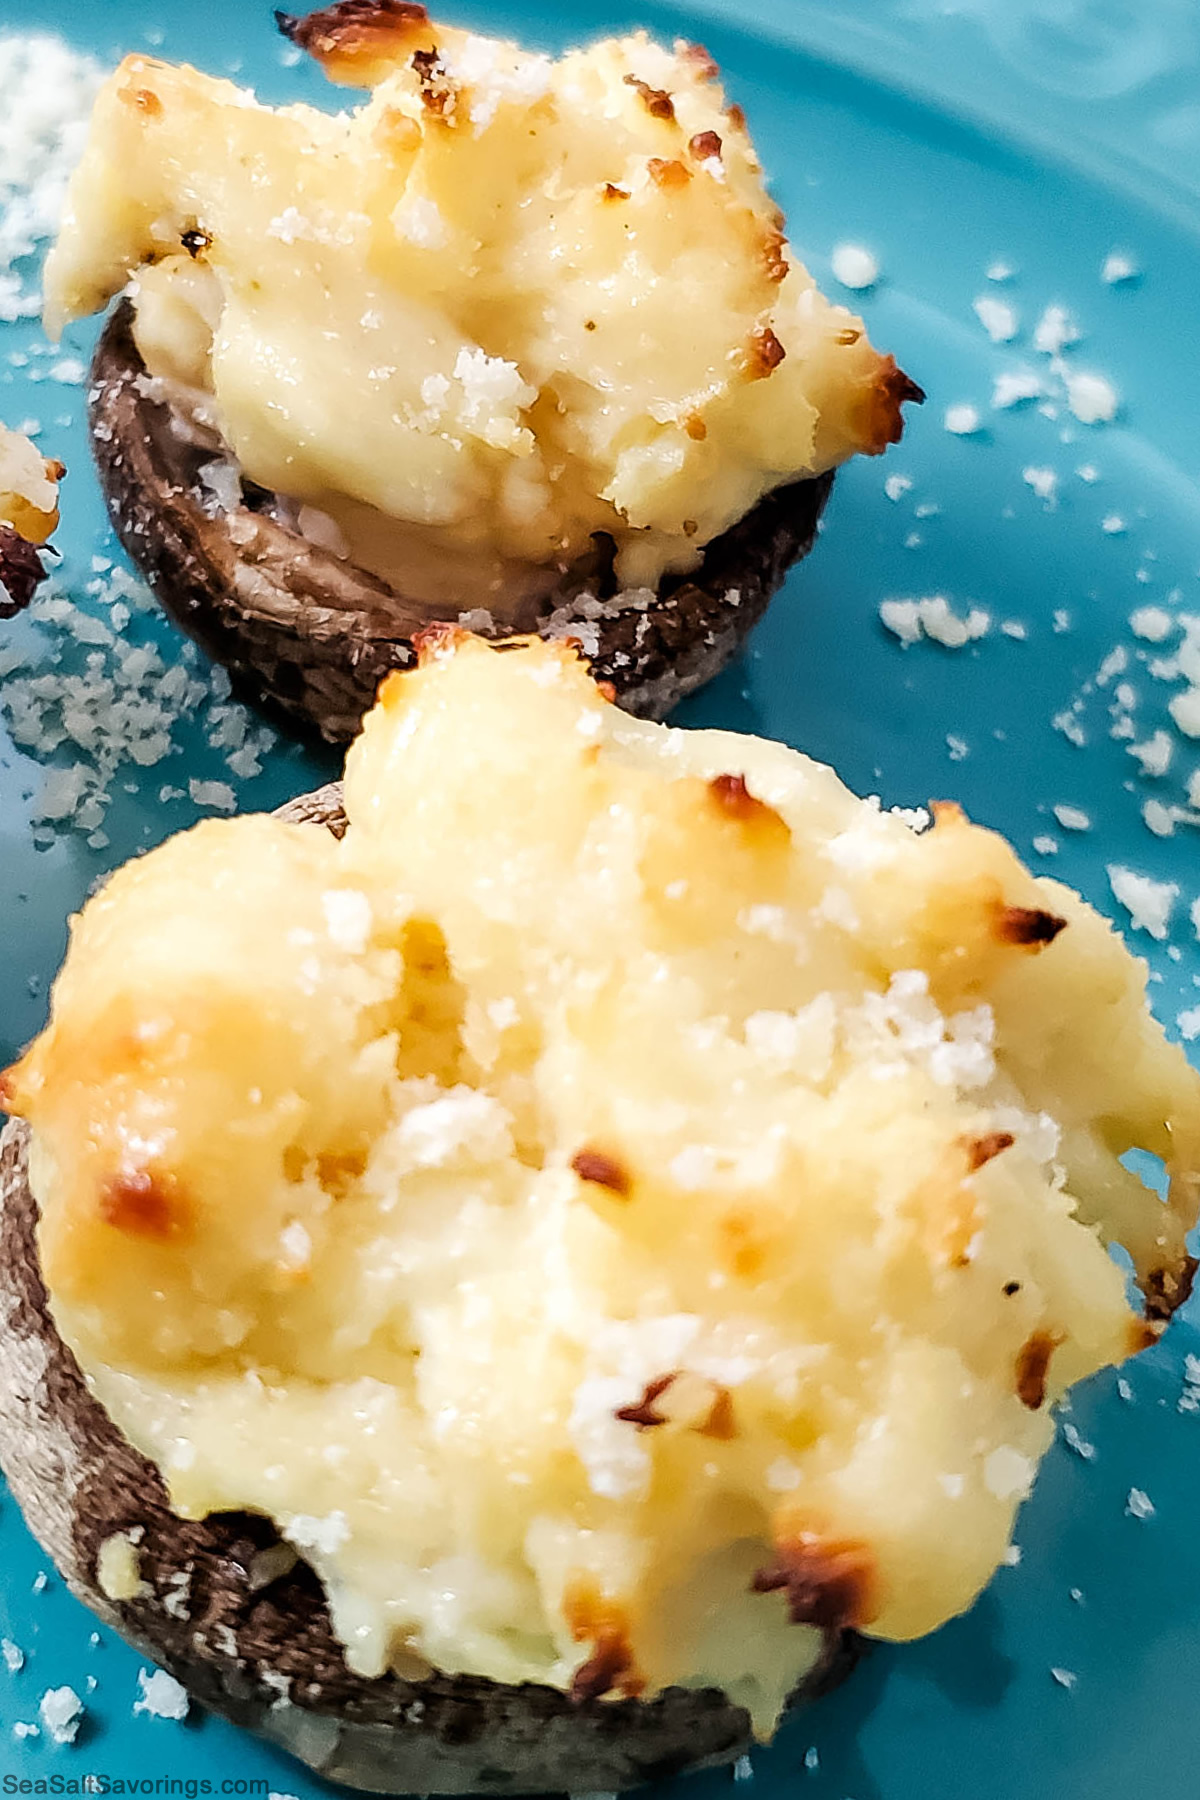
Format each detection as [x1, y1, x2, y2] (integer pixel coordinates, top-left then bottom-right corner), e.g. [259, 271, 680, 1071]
[0, 782, 859, 1795]
[89, 300, 839, 743]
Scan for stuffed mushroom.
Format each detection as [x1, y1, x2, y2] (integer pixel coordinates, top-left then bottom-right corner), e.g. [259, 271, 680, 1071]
[1, 632, 1197, 1792]
[42, 6, 921, 739]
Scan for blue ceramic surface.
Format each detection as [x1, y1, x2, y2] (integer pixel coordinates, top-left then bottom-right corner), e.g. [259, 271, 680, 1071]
[3, 2, 1200, 1794]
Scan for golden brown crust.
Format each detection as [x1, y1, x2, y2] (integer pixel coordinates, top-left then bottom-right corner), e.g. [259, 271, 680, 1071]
[624, 74, 675, 120]
[856, 356, 927, 456]
[751, 1535, 875, 1632]
[571, 1147, 633, 1197]
[964, 1131, 1015, 1173]
[1014, 1330, 1063, 1411]
[275, 0, 435, 86]
[993, 903, 1069, 949]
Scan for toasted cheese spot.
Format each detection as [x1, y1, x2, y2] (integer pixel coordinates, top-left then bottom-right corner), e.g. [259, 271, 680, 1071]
[571, 1147, 632, 1197]
[680, 41, 720, 80]
[994, 903, 1068, 949]
[744, 324, 786, 380]
[275, 0, 434, 85]
[315, 1149, 369, 1195]
[762, 229, 788, 284]
[719, 1208, 768, 1280]
[708, 773, 789, 841]
[600, 181, 630, 201]
[684, 413, 707, 441]
[697, 1385, 736, 1440]
[565, 1582, 643, 1701]
[1144, 1255, 1198, 1321]
[752, 1533, 875, 1630]
[1014, 1329, 1064, 1410]
[127, 86, 163, 118]
[1003, 1280, 1022, 1297]
[836, 327, 862, 345]
[181, 227, 212, 259]
[615, 1373, 676, 1429]
[647, 156, 690, 189]
[410, 46, 456, 117]
[97, 1168, 189, 1242]
[689, 129, 722, 160]
[965, 1131, 1015, 1173]
[1126, 1318, 1160, 1355]
[726, 102, 747, 132]
[931, 800, 967, 830]
[855, 356, 926, 454]
[624, 74, 675, 120]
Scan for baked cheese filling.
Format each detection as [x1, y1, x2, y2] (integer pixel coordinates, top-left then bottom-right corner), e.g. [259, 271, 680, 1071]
[44, 12, 914, 612]
[7, 634, 1199, 1736]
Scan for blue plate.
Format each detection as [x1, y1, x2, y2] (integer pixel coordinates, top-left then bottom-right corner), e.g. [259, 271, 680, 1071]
[4, 1, 1200, 1793]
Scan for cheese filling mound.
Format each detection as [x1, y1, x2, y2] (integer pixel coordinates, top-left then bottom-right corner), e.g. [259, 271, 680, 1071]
[44, 9, 913, 611]
[8, 634, 1200, 1735]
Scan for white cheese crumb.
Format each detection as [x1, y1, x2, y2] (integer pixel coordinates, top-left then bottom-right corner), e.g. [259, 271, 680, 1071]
[883, 472, 912, 502]
[134, 1668, 190, 1721]
[1076, 464, 1099, 483]
[1052, 804, 1091, 831]
[1050, 1667, 1078, 1690]
[830, 243, 878, 289]
[1130, 606, 1173, 642]
[986, 259, 1015, 281]
[1022, 466, 1058, 505]
[1128, 732, 1174, 778]
[1032, 835, 1059, 856]
[39, 1686, 83, 1744]
[1107, 866, 1178, 939]
[1177, 1005, 1200, 1041]
[1064, 369, 1118, 425]
[1169, 687, 1200, 737]
[991, 368, 1043, 409]
[879, 595, 990, 649]
[1060, 1420, 1096, 1461]
[973, 295, 1018, 342]
[188, 778, 237, 814]
[1002, 1544, 1022, 1566]
[943, 403, 981, 436]
[1125, 1487, 1155, 1520]
[1101, 513, 1126, 534]
[1101, 252, 1138, 284]
[391, 194, 448, 250]
[2, 1639, 24, 1673]
[12, 1723, 38, 1741]
[732, 1756, 754, 1782]
[1033, 305, 1080, 355]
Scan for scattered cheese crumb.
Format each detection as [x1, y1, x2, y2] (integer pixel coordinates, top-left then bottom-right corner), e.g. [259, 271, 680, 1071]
[883, 472, 912, 503]
[992, 368, 1043, 409]
[1107, 866, 1178, 939]
[830, 243, 878, 289]
[986, 260, 1015, 282]
[1101, 513, 1126, 534]
[943, 403, 981, 436]
[1022, 466, 1058, 505]
[39, 1686, 83, 1745]
[1125, 1487, 1155, 1520]
[1177, 1006, 1200, 1042]
[1101, 252, 1138, 284]
[732, 1756, 754, 1782]
[2, 1639, 24, 1674]
[134, 1667, 190, 1722]
[879, 596, 990, 649]
[1032, 835, 1059, 856]
[1128, 732, 1174, 778]
[187, 778, 237, 814]
[1033, 305, 1079, 355]
[973, 295, 1018, 342]
[1130, 606, 1173, 642]
[1064, 369, 1118, 425]
[1050, 1667, 1078, 1690]
[1052, 804, 1090, 831]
